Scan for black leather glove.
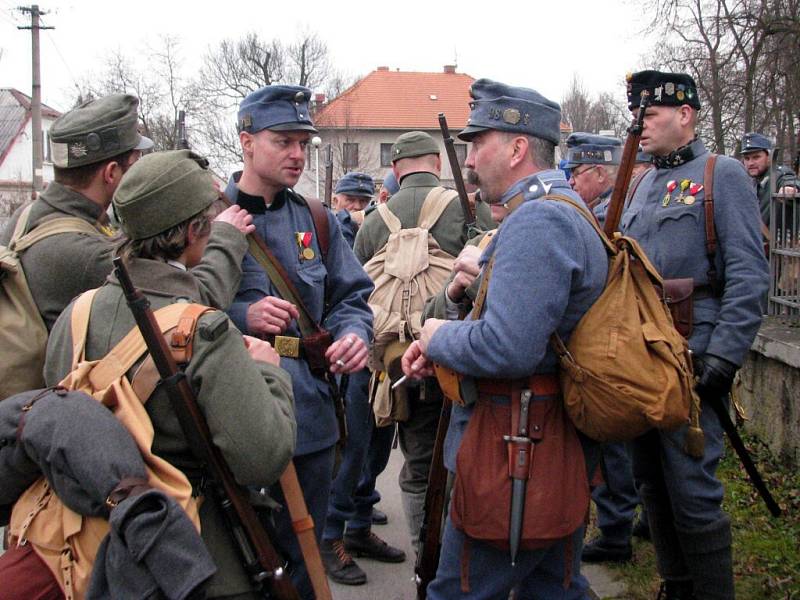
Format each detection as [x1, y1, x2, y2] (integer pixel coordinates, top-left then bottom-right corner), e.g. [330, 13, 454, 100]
[694, 353, 738, 398]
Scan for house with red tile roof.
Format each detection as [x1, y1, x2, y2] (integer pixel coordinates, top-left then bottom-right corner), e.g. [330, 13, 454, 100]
[0, 88, 61, 222]
[296, 65, 475, 198]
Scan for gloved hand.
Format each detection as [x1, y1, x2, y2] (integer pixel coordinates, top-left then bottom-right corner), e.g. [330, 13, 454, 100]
[694, 353, 738, 399]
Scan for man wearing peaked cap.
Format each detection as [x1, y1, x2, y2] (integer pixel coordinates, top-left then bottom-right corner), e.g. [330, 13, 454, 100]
[620, 71, 768, 600]
[739, 132, 798, 227]
[565, 132, 622, 227]
[225, 84, 375, 599]
[401, 78, 608, 598]
[42, 149, 296, 599]
[331, 172, 374, 246]
[0, 94, 153, 330]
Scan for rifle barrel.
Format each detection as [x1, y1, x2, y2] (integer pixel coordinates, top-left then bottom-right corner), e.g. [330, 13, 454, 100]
[438, 113, 475, 227]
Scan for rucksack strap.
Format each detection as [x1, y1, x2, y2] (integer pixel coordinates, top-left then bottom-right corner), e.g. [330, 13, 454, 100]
[68, 290, 211, 390]
[305, 196, 330, 262]
[11, 210, 101, 253]
[376, 203, 402, 234]
[542, 193, 618, 255]
[703, 155, 722, 296]
[418, 187, 459, 230]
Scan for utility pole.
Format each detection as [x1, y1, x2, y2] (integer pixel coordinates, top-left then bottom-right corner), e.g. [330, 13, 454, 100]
[18, 5, 54, 194]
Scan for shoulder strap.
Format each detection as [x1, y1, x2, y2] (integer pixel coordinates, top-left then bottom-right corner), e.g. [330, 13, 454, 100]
[477, 229, 496, 250]
[305, 197, 330, 262]
[218, 193, 321, 337]
[470, 256, 496, 320]
[8, 204, 34, 246]
[70, 289, 100, 368]
[703, 155, 722, 296]
[543, 193, 617, 255]
[625, 168, 649, 210]
[418, 187, 458, 230]
[376, 203, 402, 234]
[11, 214, 100, 253]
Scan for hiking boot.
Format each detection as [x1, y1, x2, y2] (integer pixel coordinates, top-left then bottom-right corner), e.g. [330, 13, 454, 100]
[656, 580, 696, 600]
[632, 516, 651, 541]
[371, 507, 388, 525]
[581, 536, 632, 563]
[343, 529, 406, 563]
[320, 538, 367, 585]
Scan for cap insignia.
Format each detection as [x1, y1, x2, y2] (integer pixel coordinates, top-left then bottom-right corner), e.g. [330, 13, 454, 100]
[69, 142, 88, 158]
[503, 108, 521, 125]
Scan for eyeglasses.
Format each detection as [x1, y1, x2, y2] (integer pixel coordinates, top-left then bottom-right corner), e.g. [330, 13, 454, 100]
[570, 165, 599, 179]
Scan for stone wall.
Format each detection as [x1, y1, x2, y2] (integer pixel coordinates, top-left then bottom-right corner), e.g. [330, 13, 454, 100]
[736, 317, 800, 466]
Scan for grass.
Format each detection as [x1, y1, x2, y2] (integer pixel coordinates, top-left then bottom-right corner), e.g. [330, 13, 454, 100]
[591, 433, 800, 599]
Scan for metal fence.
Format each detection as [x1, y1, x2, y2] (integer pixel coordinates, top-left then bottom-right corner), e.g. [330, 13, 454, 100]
[768, 191, 799, 325]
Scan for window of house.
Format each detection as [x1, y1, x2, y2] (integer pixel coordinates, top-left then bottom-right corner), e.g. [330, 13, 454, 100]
[380, 143, 393, 167]
[343, 142, 359, 171]
[455, 143, 467, 167]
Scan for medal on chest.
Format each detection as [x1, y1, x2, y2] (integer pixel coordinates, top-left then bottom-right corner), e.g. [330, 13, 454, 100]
[296, 231, 315, 260]
[663, 180, 678, 206]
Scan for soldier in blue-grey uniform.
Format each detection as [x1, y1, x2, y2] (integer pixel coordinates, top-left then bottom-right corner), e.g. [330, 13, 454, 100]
[564, 132, 622, 228]
[331, 171, 375, 246]
[402, 78, 608, 599]
[321, 170, 404, 586]
[224, 85, 374, 599]
[620, 70, 769, 600]
[739, 132, 798, 228]
[564, 132, 645, 563]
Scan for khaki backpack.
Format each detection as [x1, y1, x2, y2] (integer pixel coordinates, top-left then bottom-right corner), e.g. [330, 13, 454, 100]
[364, 187, 458, 426]
[0, 205, 102, 400]
[545, 194, 697, 443]
[8, 290, 209, 600]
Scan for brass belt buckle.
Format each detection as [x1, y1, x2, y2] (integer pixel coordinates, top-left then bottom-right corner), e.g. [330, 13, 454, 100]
[274, 335, 301, 358]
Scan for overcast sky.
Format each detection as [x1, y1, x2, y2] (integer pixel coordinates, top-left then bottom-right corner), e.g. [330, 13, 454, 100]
[1, 0, 656, 112]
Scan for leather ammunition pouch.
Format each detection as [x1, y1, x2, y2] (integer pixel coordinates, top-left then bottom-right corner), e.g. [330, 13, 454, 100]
[662, 278, 694, 338]
[301, 329, 333, 376]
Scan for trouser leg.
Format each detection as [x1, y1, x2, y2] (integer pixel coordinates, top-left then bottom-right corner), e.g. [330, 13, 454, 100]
[592, 441, 638, 545]
[322, 369, 372, 540]
[677, 515, 734, 600]
[398, 386, 441, 552]
[350, 421, 395, 530]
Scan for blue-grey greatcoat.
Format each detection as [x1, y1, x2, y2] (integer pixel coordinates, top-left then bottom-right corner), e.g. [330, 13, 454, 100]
[225, 177, 373, 599]
[225, 178, 373, 457]
[619, 139, 768, 585]
[425, 170, 608, 599]
[591, 188, 612, 229]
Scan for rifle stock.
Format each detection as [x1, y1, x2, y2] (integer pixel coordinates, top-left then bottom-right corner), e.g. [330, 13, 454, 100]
[415, 399, 452, 599]
[438, 113, 476, 231]
[113, 257, 300, 600]
[603, 91, 650, 238]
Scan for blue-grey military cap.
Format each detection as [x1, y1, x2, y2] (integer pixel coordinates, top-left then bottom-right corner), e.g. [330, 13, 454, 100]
[335, 172, 375, 198]
[458, 79, 562, 145]
[237, 85, 318, 134]
[741, 132, 772, 154]
[49, 94, 153, 168]
[382, 171, 400, 195]
[564, 133, 622, 168]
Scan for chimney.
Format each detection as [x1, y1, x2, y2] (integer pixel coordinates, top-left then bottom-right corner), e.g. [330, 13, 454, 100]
[377, 66, 390, 71]
[314, 93, 326, 105]
[443, 65, 456, 74]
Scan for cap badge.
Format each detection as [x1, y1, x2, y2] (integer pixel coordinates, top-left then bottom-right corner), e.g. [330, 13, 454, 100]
[69, 142, 88, 158]
[503, 108, 521, 125]
[676, 90, 685, 101]
[665, 82, 675, 96]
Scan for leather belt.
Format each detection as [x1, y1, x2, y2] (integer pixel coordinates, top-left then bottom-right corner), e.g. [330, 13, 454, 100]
[476, 374, 560, 398]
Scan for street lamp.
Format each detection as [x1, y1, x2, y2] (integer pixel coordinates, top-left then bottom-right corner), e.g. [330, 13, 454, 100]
[311, 136, 322, 199]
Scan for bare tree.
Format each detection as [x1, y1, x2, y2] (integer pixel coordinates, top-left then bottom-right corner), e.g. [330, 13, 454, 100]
[561, 75, 594, 133]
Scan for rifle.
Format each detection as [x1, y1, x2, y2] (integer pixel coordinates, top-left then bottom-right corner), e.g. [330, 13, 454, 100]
[603, 91, 650, 238]
[176, 109, 189, 150]
[113, 257, 301, 600]
[703, 391, 782, 517]
[323, 144, 333, 207]
[438, 113, 477, 235]
[415, 399, 452, 599]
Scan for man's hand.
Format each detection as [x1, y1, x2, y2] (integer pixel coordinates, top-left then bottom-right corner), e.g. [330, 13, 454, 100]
[246, 296, 300, 335]
[326, 333, 368, 374]
[215, 204, 255, 235]
[401, 340, 434, 379]
[242, 335, 280, 366]
[694, 354, 738, 399]
[418, 318, 445, 354]
[778, 185, 797, 197]
[446, 246, 482, 301]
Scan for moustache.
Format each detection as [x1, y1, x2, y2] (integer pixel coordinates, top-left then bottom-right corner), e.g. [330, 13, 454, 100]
[465, 168, 480, 187]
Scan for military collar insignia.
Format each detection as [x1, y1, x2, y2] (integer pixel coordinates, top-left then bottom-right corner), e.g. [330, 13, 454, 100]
[652, 138, 698, 169]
